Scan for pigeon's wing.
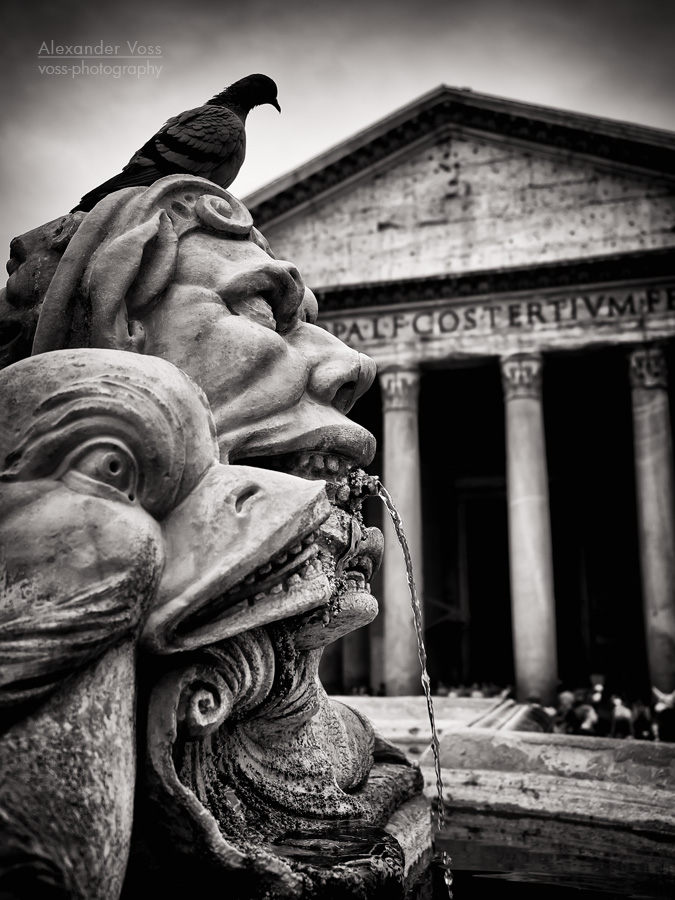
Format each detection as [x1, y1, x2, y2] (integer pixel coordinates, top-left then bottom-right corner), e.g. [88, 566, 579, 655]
[130, 105, 246, 179]
[71, 163, 167, 211]
[71, 105, 246, 212]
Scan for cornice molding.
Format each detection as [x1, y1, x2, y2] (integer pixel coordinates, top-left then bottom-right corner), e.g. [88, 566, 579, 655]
[314, 249, 675, 314]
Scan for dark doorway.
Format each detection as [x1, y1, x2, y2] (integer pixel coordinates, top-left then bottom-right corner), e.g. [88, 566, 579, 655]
[457, 487, 513, 687]
[544, 347, 649, 701]
[420, 361, 511, 691]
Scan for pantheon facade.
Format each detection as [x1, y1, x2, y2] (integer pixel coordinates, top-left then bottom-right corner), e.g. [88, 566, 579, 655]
[246, 86, 675, 705]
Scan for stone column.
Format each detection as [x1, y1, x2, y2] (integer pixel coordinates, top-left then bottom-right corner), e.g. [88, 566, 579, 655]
[380, 366, 423, 695]
[629, 346, 675, 693]
[501, 353, 558, 705]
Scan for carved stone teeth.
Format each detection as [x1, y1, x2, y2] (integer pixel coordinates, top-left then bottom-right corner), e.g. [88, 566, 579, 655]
[326, 456, 340, 472]
[270, 583, 284, 594]
[258, 563, 272, 575]
[254, 592, 265, 601]
[312, 454, 325, 471]
[244, 573, 256, 585]
[287, 572, 302, 586]
[289, 542, 302, 555]
[336, 485, 350, 503]
[298, 453, 311, 468]
[274, 553, 287, 565]
[364, 475, 380, 494]
[304, 533, 316, 545]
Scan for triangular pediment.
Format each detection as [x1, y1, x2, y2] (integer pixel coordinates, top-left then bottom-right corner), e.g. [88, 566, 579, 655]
[245, 87, 675, 294]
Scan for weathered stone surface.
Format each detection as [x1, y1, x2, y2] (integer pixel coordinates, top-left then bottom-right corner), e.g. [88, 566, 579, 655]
[328, 695, 546, 759]
[0, 349, 330, 897]
[421, 727, 675, 831]
[501, 353, 558, 705]
[0, 177, 428, 897]
[383, 794, 433, 881]
[380, 366, 424, 696]
[0, 212, 85, 367]
[260, 133, 675, 288]
[320, 285, 675, 375]
[630, 346, 675, 694]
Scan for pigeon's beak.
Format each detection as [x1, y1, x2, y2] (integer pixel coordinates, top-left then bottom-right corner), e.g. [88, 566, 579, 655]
[272, 99, 281, 113]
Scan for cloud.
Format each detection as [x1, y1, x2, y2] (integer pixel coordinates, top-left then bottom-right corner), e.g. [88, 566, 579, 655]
[1, 0, 673, 260]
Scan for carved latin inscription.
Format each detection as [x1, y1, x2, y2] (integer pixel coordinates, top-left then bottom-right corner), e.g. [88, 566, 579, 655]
[321, 285, 675, 347]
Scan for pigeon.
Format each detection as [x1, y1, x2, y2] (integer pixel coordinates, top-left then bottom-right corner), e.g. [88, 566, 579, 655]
[71, 73, 280, 213]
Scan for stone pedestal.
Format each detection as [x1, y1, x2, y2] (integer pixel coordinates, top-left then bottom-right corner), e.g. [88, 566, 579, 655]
[380, 366, 423, 695]
[501, 354, 558, 706]
[629, 346, 675, 693]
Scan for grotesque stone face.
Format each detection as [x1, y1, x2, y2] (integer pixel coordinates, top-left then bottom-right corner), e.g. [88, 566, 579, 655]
[0, 349, 333, 899]
[137, 222, 384, 645]
[141, 230, 375, 466]
[20, 176, 384, 644]
[1, 178, 422, 898]
[0, 212, 85, 367]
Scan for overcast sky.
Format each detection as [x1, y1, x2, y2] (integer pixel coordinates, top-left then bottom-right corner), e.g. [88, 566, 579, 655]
[2, 0, 674, 265]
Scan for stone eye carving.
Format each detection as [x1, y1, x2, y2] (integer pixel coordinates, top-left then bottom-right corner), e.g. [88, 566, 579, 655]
[56, 438, 139, 503]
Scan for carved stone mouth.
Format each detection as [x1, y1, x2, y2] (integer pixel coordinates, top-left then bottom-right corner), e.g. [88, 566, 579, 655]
[235, 451, 383, 652]
[145, 465, 333, 653]
[176, 532, 323, 635]
[240, 451, 379, 508]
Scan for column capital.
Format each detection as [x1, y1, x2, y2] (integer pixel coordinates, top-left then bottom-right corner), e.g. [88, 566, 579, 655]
[629, 346, 668, 390]
[500, 353, 543, 401]
[379, 366, 421, 411]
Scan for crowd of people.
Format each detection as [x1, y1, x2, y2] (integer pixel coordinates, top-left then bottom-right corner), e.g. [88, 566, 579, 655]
[431, 680, 675, 742]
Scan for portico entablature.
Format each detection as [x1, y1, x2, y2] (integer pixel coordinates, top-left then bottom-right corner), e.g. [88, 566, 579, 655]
[319, 278, 675, 366]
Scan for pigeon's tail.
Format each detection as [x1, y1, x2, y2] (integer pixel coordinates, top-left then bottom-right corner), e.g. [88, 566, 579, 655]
[71, 164, 167, 213]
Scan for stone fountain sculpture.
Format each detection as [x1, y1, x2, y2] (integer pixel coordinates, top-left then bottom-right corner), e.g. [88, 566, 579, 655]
[0, 348, 330, 898]
[0, 176, 431, 898]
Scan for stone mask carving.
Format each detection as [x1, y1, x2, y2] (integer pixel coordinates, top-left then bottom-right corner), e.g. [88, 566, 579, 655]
[0, 348, 332, 899]
[1, 176, 428, 897]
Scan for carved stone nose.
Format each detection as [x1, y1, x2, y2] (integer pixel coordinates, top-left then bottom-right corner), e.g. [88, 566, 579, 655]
[311, 351, 376, 413]
[273, 262, 306, 333]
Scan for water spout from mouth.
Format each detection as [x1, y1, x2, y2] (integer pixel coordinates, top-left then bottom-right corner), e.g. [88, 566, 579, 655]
[353, 471, 453, 898]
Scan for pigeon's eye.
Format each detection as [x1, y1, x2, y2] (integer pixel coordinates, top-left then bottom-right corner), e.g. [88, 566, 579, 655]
[57, 439, 139, 503]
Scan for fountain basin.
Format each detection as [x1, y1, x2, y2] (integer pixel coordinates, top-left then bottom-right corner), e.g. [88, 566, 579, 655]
[423, 728, 675, 898]
[335, 696, 675, 896]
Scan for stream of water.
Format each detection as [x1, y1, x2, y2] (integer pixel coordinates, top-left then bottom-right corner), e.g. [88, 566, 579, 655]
[371, 479, 454, 899]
